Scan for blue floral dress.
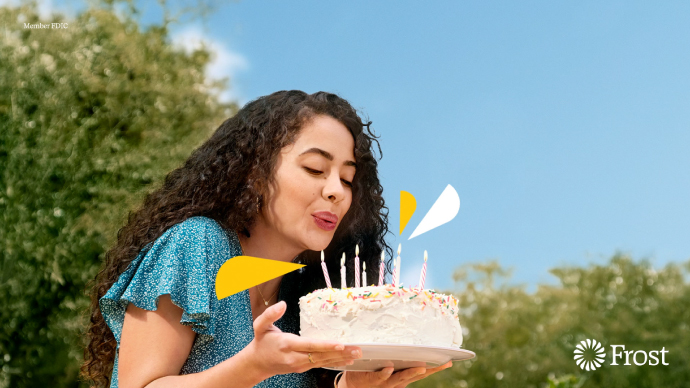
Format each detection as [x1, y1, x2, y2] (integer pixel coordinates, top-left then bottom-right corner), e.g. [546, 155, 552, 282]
[100, 216, 318, 387]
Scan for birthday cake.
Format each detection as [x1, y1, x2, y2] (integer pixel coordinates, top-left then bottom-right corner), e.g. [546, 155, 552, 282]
[298, 285, 463, 348]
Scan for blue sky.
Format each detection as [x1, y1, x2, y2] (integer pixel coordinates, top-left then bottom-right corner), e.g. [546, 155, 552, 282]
[51, 0, 690, 291]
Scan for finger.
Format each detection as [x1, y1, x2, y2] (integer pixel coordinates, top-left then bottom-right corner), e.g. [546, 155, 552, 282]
[286, 335, 351, 353]
[410, 361, 450, 376]
[320, 358, 356, 369]
[394, 371, 430, 388]
[375, 367, 395, 382]
[347, 367, 394, 387]
[300, 348, 362, 367]
[393, 362, 452, 387]
[423, 361, 452, 374]
[305, 349, 362, 364]
[383, 367, 426, 387]
[252, 301, 286, 334]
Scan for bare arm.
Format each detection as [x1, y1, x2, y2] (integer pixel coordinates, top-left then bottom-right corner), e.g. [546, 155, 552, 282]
[118, 295, 267, 388]
[118, 296, 361, 388]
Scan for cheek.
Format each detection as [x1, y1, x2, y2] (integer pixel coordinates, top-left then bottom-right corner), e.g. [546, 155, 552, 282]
[342, 193, 353, 215]
[274, 170, 317, 213]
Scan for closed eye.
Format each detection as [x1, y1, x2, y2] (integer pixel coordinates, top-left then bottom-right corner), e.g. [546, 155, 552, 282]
[304, 167, 353, 188]
[303, 167, 322, 175]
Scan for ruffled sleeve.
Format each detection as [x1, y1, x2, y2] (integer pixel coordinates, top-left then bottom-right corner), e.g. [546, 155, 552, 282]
[99, 216, 232, 346]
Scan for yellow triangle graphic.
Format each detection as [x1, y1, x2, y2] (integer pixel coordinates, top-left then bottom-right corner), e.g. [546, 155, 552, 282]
[400, 190, 417, 235]
[215, 256, 305, 300]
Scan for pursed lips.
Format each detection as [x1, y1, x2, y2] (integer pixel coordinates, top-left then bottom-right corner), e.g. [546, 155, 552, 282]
[312, 211, 338, 230]
[312, 211, 338, 224]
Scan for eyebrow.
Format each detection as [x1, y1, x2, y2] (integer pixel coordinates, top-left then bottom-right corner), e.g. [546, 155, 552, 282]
[299, 147, 357, 168]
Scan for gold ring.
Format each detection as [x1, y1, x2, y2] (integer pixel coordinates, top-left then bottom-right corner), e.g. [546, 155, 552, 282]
[308, 352, 315, 364]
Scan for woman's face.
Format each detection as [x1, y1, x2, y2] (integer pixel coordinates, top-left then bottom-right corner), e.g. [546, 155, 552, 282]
[261, 114, 356, 252]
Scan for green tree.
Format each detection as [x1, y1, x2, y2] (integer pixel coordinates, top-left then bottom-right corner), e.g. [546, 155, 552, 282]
[412, 254, 690, 388]
[0, 2, 235, 386]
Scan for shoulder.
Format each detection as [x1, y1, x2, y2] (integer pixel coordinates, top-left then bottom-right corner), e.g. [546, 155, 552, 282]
[165, 216, 239, 250]
[140, 216, 240, 271]
[168, 216, 227, 240]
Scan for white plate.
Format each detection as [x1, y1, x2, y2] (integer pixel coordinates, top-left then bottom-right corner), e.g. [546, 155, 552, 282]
[323, 343, 476, 372]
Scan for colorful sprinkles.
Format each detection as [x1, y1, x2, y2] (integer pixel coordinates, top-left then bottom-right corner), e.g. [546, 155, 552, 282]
[302, 285, 459, 319]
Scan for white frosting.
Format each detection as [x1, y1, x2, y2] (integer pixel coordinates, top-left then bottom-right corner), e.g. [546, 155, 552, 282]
[299, 285, 463, 348]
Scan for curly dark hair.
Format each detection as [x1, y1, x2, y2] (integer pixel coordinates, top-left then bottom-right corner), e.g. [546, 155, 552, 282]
[81, 90, 392, 387]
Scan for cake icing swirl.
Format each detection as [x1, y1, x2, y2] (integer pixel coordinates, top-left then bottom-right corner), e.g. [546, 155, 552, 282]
[299, 285, 463, 348]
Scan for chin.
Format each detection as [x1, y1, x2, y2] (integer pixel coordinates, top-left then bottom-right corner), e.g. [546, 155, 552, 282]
[306, 241, 331, 252]
[303, 234, 334, 252]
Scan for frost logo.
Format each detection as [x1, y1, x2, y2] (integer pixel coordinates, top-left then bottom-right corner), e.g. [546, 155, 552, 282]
[574, 339, 606, 371]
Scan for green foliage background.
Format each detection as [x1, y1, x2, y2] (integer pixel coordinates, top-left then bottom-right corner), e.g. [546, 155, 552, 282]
[1, 2, 688, 388]
[1, 2, 235, 386]
[411, 255, 690, 388]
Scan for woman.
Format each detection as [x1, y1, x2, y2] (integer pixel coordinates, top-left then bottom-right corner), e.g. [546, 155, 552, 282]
[81, 91, 452, 388]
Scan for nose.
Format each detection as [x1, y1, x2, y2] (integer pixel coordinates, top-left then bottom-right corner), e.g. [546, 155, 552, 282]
[322, 171, 346, 203]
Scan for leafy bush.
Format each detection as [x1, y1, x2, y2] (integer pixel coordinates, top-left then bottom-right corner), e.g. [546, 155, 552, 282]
[413, 255, 690, 388]
[0, 2, 235, 386]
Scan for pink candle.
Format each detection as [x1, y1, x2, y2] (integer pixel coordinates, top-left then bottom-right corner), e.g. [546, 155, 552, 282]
[419, 250, 428, 289]
[392, 257, 397, 287]
[354, 244, 360, 288]
[320, 251, 332, 288]
[378, 251, 385, 286]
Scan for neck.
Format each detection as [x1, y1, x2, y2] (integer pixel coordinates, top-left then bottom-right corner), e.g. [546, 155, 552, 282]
[240, 216, 300, 317]
[238, 216, 304, 263]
